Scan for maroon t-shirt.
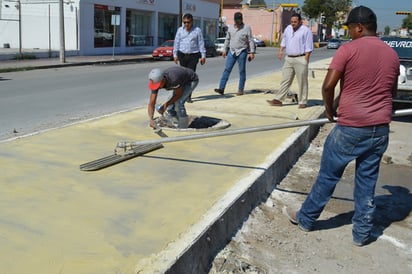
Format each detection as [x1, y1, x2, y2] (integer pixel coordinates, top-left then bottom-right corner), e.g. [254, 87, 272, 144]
[329, 36, 399, 127]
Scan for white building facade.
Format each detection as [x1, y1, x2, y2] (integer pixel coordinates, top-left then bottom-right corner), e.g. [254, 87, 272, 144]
[0, 0, 219, 55]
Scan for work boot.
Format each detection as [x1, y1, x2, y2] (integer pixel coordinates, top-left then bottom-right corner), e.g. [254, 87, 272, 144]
[285, 207, 310, 232]
[178, 116, 189, 128]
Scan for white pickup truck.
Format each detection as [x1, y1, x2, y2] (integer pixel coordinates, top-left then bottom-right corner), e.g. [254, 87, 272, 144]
[381, 36, 412, 103]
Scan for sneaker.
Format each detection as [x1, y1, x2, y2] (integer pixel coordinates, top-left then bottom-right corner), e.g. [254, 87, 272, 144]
[353, 241, 364, 247]
[214, 88, 224, 95]
[236, 90, 244, 96]
[353, 238, 371, 247]
[286, 207, 310, 232]
[163, 111, 178, 127]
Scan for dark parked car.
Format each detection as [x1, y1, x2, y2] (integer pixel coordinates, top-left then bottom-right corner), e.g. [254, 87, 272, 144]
[253, 38, 266, 47]
[204, 39, 218, 57]
[327, 38, 342, 49]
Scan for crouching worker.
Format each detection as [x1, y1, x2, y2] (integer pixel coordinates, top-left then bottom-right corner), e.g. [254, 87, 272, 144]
[147, 66, 199, 128]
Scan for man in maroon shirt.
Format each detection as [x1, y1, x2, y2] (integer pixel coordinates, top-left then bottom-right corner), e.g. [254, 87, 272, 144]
[286, 6, 399, 247]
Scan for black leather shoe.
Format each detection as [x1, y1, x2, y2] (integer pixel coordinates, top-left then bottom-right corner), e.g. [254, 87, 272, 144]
[214, 88, 224, 95]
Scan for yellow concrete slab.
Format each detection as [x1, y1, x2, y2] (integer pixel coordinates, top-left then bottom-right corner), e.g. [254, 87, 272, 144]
[0, 62, 330, 273]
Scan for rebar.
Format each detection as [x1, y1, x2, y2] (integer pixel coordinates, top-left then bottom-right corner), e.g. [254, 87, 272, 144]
[117, 108, 412, 148]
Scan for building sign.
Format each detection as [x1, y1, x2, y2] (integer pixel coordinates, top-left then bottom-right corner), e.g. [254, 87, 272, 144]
[94, 4, 108, 10]
[94, 4, 120, 11]
[184, 2, 196, 12]
[136, 0, 156, 5]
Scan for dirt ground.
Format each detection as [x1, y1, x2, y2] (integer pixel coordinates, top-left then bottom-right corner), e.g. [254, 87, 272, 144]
[208, 117, 412, 274]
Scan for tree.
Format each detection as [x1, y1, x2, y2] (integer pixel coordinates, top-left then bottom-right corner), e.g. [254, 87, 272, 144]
[402, 14, 412, 30]
[384, 25, 390, 36]
[301, 0, 352, 25]
[301, 0, 352, 40]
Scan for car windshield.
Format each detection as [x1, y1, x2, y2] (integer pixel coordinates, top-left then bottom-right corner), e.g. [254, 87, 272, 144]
[329, 39, 340, 42]
[161, 40, 174, 47]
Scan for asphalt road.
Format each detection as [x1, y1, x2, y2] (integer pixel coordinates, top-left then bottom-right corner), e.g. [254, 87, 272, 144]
[0, 47, 335, 141]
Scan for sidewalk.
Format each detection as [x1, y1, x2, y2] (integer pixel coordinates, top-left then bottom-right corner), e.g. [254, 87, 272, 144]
[0, 48, 153, 70]
[0, 50, 331, 273]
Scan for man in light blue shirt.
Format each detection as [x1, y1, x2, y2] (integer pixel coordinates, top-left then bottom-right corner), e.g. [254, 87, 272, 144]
[267, 13, 313, 108]
[173, 13, 206, 103]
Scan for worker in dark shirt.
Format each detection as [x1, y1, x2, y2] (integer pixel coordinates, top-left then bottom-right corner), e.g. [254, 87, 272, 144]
[147, 66, 199, 128]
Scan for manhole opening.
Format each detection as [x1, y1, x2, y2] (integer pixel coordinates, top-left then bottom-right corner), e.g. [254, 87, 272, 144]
[188, 116, 222, 129]
[154, 115, 230, 131]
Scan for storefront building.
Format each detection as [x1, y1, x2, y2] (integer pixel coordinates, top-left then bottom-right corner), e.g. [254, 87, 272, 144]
[0, 0, 219, 55]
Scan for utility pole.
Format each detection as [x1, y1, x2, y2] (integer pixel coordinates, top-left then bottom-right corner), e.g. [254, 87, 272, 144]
[59, 0, 66, 63]
[179, 0, 182, 26]
[18, 0, 22, 56]
[219, 0, 224, 37]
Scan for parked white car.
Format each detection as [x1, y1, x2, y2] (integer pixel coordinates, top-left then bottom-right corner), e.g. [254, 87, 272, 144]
[214, 37, 226, 55]
[94, 29, 113, 40]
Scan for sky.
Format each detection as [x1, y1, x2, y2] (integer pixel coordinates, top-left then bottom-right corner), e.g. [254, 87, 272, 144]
[269, 0, 412, 32]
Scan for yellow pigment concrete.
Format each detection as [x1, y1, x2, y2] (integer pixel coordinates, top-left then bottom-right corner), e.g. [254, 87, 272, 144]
[0, 63, 329, 273]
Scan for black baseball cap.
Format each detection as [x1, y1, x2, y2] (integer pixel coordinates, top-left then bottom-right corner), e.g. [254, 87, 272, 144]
[343, 6, 377, 25]
[234, 12, 243, 21]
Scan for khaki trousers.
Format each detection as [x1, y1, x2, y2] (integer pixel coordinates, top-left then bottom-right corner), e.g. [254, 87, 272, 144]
[275, 56, 309, 105]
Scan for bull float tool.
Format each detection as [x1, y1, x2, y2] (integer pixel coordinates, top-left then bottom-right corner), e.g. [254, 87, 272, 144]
[80, 108, 412, 171]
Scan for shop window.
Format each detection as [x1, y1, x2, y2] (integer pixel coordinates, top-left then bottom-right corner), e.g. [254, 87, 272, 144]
[158, 13, 177, 45]
[203, 18, 218, 41]
[126, 9, 153, 47]
[94, 4, 120, 48]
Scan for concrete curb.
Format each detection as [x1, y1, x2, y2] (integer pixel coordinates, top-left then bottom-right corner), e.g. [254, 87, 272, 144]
[136, 108, 325, 273]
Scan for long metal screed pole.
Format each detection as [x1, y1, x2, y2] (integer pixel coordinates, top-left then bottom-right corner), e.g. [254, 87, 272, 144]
[117, 108, 412, 148]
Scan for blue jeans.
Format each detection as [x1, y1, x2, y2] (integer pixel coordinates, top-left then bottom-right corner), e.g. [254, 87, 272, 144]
[218, 50, 247, 92]
[167, 79, 199, 118]
[297, 124, 389, 244]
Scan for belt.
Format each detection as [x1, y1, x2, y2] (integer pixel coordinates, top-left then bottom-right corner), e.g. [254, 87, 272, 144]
[288, 54, 305, 58]
[363, 123, 389, 129]
[178, 51, 199, 56]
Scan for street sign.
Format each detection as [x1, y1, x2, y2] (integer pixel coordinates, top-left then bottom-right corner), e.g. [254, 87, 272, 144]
[111, 15, 120, 26]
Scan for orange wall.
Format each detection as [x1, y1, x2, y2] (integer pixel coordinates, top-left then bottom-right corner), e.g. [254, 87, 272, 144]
[222, 8, 281, 42]
[222, 7, 317, 43]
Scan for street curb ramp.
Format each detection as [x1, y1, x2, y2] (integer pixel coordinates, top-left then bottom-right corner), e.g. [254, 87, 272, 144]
[135, 110, 325, 274]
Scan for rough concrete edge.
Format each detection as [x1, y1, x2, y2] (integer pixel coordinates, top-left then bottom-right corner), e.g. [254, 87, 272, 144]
[135, 109, 325, 274]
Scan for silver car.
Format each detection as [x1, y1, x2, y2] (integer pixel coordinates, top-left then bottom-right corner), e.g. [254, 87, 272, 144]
[214, 37, 226, 55]
[327, 38, 341, 49]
